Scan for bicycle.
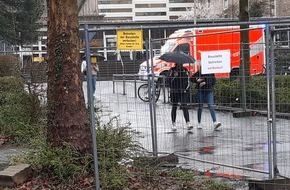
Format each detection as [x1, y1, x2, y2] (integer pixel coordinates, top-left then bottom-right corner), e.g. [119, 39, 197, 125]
[137, 80, 163, 102]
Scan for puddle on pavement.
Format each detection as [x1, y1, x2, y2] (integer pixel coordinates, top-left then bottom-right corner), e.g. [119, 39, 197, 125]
[175, 149, 192, 153]
[243, 163, 268, 171]
[242, 141, 286, 152]
[198, 146, 215, 154]
[198, 135, 216, 143]
[242, 142, 267, 151]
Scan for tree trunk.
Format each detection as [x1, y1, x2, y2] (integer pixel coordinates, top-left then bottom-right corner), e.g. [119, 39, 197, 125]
[239, 0, 250, 111]
[239, 0, 250, 78]
[46, 0, 92, 152]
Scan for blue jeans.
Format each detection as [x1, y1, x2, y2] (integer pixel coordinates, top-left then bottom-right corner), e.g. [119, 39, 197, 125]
[197, 90, 217, 123]
[91, 75, 97, 95]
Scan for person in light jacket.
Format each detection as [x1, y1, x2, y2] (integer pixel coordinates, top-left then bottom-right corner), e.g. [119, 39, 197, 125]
[81, 58, 99, 96]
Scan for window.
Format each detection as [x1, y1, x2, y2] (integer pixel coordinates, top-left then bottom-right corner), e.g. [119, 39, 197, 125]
[169, 16, 179, 20]
[98, 0, 132, 4]
[41, 38, 47, 45]
[106, 37, 116, 48]
[224, 0, 228, 9]
[275, 26, 290, 47]
[173, 44, 190, 55]
[100, 8, 132, 13]
[135, 12, 166, 16]
[160, 39, 176, 54]
[275, 31, 289, 47]
[169, 0, 192, 3]
[135, 4, 166, 8]
[104, 17, 132, 20]
[169, 7, 187, 11]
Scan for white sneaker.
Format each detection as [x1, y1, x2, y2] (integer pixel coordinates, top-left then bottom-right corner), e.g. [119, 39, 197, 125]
[186, 122, 193, 131]
[171, 123, 177, 132]
[214, 122, 221, 130]
[197, 123, 203, 129]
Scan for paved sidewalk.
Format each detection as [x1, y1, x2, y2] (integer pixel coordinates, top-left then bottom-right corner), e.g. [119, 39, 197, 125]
[92, 80, 290, 180]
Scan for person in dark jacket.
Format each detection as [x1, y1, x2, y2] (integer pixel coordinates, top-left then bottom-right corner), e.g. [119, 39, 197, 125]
[168, 63, 193, 132]
[192, 69, 221, 130]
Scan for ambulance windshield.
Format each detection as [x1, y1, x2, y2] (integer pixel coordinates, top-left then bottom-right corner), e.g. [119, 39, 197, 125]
[160, 38, 176, 55]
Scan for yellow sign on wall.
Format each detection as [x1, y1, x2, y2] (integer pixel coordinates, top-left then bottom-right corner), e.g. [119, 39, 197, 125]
[33, 57, 44, 62]
[117, 29, 143, 50]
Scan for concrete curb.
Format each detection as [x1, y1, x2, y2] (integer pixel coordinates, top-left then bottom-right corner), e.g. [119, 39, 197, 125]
[0, 164, 32, 187]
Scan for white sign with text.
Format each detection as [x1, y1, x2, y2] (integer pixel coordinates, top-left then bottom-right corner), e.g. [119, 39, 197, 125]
[201, 50, 231, 74]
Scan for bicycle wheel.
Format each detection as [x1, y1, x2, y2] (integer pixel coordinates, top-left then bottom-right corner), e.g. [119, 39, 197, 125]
[138, 84, 150, 102]
[138, 83, 160, 102]
[154, 85, 161, 102]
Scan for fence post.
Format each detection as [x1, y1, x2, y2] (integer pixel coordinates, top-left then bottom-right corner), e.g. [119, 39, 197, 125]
[270, 26, 278, 178]
[161, 76, 166, 103]
[122, 74, 126, 95]
[84, 24, 101, 190]
[134, 74, 137, 98]
[265, 24, 274, 179]
[145, 39, 158, 157]
[112, 74, 115, 93]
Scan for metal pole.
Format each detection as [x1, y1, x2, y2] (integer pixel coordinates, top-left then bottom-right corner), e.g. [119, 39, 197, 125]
[119, 51, 126, 95]
[265, 24, 274, 179]
[113, 75, 115, 93]
[134, 74, 137, 98]
[162, 76, 166, 103]
[149, 38, 158, 156]
[194, 0, 196, 25]
[240, 43, 247, 111]
[84, 24, 101, 190]
[270, 26, 279, 177]
[274, 0, 277, 17]
[145, 40, 158, 157]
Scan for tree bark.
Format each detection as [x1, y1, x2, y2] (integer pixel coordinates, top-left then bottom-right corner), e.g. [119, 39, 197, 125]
[239, 0, 250, 111]
[239, 0, 250, 78]
[46, 0, 92, 152]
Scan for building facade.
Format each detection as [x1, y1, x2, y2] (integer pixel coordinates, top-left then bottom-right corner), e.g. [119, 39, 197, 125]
[276, 0, 290, 17]
[3, 0, 290, 67]
[79, 0, 290, 21]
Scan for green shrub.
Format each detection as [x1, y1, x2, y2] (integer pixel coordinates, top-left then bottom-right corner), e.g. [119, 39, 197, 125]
[97, 117, 141, 167]
[13, 116, 142, 189]
[215, 78, 241, 107]
[96, 117, 142, 189]
[275, 87, 290, 113]
[0, 54, 21, 77]
[215, 75, 290, 112]
[0, 76, 24, 93]
[246, 76, 267, 110]
[0, 76, 42, 144]
[30, 143, 92, 181]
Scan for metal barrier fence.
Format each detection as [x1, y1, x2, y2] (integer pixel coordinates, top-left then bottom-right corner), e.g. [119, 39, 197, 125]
[4, 20, 290, 189]
[144, 23, 290, 182]
[112, 74, 169, 103]
[84, 21, 290, 189]
[112, 74, 141, 97]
